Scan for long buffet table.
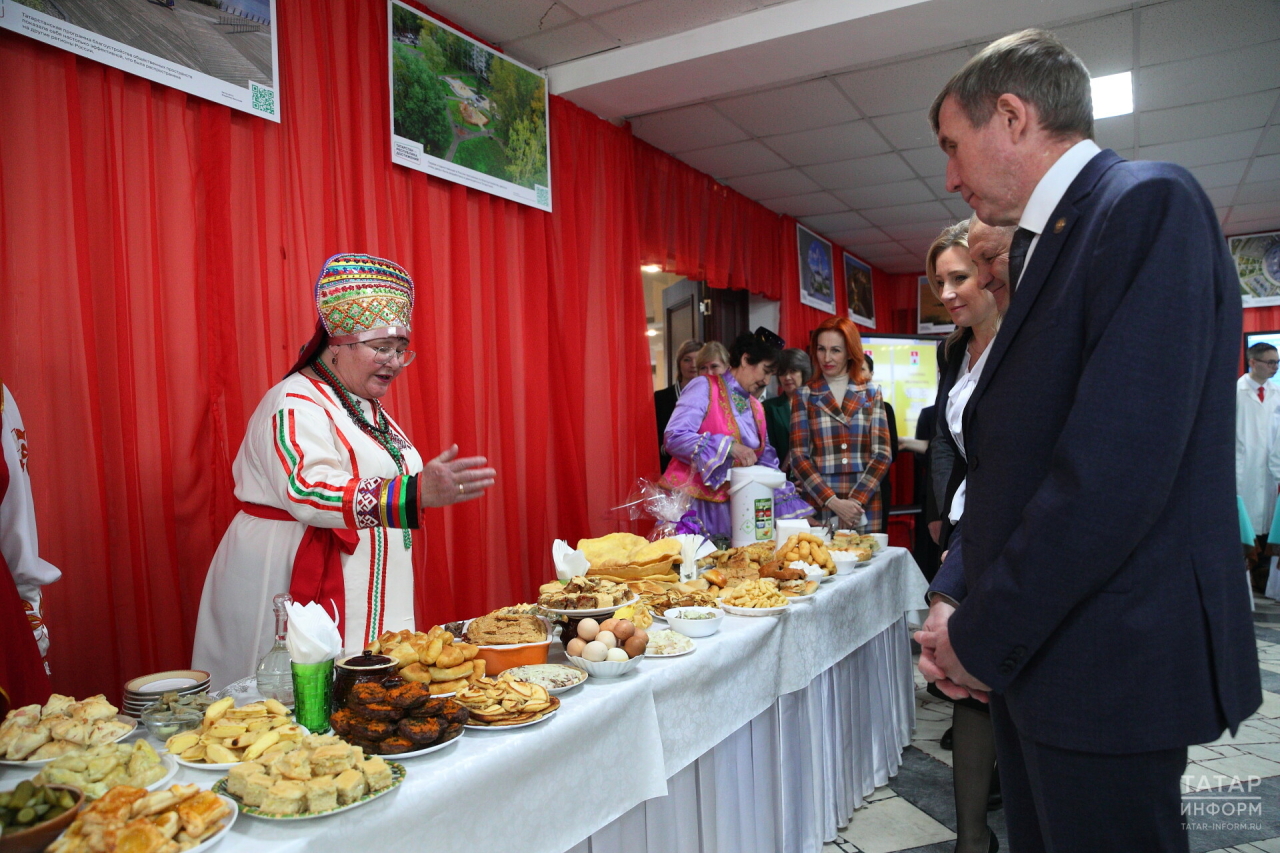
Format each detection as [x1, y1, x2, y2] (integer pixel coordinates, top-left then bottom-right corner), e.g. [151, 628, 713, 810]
[2, 547, 928, 853]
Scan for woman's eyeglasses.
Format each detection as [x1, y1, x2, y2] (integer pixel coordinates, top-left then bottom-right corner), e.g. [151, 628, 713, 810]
[357, 343, 416, 366]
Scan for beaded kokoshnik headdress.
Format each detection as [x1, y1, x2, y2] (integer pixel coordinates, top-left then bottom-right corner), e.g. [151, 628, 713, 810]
[288, 253, 415, 375]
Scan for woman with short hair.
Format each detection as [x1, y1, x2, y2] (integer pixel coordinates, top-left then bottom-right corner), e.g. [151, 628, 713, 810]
[654, 339, 703, 470]
[764, 348, 812, 469]
[661, 330, 811, 540]
[694, 341, 730, 377]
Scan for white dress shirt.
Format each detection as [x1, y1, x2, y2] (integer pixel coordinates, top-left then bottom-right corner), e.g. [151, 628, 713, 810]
[1016, 138, 1102, 285]
[945, 343, 992, 525]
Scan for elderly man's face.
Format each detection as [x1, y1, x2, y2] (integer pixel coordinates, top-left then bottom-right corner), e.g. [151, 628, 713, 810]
[968, 220, 1013, 314]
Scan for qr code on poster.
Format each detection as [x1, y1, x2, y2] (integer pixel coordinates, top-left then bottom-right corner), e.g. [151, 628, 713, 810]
[535, 185, 550, 207]
[251, 83, 276, 116]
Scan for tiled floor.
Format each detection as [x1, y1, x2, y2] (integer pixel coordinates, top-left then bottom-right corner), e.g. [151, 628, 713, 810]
[823, 595, 1280, 853]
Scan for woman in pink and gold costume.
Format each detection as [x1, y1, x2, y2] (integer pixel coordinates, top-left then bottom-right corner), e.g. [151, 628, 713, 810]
[193, 254, 495, 689]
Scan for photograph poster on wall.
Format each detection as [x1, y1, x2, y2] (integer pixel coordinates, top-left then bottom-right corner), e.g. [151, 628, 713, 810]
[844, 253, 875, 328]
[797, 224, 836, 314]
[0, 0, 279, 121]
[1231, 230, 1280, 308]
[389, 1, 551, 211]
[918, 276, 955, 334]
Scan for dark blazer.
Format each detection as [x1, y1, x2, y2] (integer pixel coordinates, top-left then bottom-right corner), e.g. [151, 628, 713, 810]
[763, 394, 793, 467]
[929, 334, 970, 546]
[654, 384, 680, 471]
[947, 149, 1260, 754]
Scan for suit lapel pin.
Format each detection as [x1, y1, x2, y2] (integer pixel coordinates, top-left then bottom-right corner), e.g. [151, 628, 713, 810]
[1054, 217, 1066, 234]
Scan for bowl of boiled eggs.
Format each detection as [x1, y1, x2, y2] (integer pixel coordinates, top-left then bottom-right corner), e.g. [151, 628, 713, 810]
[564, 616, 647, 678]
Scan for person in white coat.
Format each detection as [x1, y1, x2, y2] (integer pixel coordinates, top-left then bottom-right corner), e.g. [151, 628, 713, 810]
[1239, 341, 1280, 591]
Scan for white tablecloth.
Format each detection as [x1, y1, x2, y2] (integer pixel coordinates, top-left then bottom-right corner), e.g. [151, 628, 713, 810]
[1, 548, 928, 853]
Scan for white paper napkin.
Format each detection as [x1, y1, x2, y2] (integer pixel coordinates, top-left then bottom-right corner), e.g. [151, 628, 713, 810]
[552, 539, 590, 582]
[671, 534, 716, 582]
[284, 601, 342, 664]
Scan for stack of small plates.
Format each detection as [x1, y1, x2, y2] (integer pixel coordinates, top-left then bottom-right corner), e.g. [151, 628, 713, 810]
[122, 669, 211, 717]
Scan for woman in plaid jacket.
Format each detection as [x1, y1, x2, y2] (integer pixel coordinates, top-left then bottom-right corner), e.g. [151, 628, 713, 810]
[789, 317, 893, 531]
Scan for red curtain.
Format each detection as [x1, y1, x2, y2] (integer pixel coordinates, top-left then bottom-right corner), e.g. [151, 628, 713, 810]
[0, 3, 652, 701]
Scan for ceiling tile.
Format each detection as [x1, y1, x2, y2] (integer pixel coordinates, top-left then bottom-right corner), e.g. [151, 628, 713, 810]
[803, 152, 915, 190]
[721, 168, 821, 200]
[901, 146, 947, 178]
[505, 21, 617, 68]
[1237, 179, 1280, 205]
[1138, 129, 1263, 168]
[1137, 41, 1280, 112]
[1139, 0, 1280, 66]
[1203, 185, 1239, 208]
[1260, 127, 1280, 157]
[942, 198, 972, 220]
[1139, 91, 1279, 147]
[833, 48, 970, 117]
[850, 242, 912, 261]
[799, 211, 872, 234]
[416, 0, 576, 45]
[630, 104, 749, 152]
[763, 121, 890, 166]
[834, 179, 936, 210]
[869, 110, 934, 151]
[827, 226, 896, 246]
[861, 201, 951, 228]
[1229, 201, 1280, 224]
[677, 140, 789, 179]
[763, 191, 848, 217]
[1248, 154, 1280, 184]
[1095, 115, 1136, 152]
[560, 0, 632, 15]
[1054, 10, 1134, 77]
[1187, 160, 1250, 189]
[715, 79, 861, 137]
[592, 0, 757, 45]
[882, 219, 956, 242]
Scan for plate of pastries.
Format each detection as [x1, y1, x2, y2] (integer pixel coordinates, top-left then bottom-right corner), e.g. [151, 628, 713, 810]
[366, 626, 483, 696]
[330, 679, 468, 757]
[575, 532, 684, 583]
[46, 783, 235, 853]
[212, 733, 403, 820]
[35, 741, 177, 799]
[0, 695, 136, 765]
[163, 698, 305, 770]
[537, 575, 637, 616]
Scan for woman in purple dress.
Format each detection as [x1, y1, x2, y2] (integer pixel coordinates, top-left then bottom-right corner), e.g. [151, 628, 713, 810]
[660, 330, 813, 540]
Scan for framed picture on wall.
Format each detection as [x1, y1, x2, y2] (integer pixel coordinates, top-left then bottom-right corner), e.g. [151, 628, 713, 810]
[1230, 230, 1280, 307]
[918, 275, 955, 334]
[389, 1, 551, 211]
[0, 0, 280, 121]
[797, 224, 836, 313]
[844, 253, 875, 328]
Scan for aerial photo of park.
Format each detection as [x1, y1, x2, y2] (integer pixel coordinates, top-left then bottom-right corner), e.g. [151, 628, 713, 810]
[390, 3, 548, 196]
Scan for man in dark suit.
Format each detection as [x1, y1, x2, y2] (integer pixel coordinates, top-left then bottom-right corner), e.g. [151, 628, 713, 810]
[915, 29, 1260, 853]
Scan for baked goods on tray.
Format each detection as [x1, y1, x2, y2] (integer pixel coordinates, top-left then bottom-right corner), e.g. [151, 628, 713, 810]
[697, 542, 776, 586]
[163, 698, 303, 765]
[721, 578, 789, 609]
[576, 532, 682, 582]
[775, 533, 836, 575]
[221, 734, 396, 814]
[35, 741, 167, 798]
[366, 625, 482, 695]
[455, 676, 559, 726]
[0, 694, 133, 762]
[537, 576, 632, 610]
[331, 680, 468, 755]
[47, 783, 232, 853]
[465, 611, 547, 645]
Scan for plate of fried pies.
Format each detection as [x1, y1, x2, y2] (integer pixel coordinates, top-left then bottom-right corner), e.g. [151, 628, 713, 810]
[456, 676, 560, 729]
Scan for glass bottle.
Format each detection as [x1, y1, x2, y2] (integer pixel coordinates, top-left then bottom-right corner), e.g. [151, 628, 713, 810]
[255, 593, 294, 706]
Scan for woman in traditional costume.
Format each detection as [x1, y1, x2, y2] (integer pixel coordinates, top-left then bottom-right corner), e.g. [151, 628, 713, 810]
[661, 329, 812, 540]
[193, 254, 495, 689]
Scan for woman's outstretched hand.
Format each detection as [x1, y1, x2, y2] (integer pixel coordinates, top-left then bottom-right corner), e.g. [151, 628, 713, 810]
[418, 445, 496, 507]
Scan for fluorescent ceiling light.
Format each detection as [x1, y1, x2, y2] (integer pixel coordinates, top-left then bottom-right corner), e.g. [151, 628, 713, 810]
[641, 264, 664, 273]
[646, 328, 659, 337]
[1091, 71, 1132, 119]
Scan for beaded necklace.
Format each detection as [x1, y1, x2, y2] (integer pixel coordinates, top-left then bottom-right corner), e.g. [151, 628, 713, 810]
[312, 356, 413, 549]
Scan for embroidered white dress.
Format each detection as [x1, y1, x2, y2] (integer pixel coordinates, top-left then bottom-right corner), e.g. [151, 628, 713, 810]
[193, 373, 423, 689]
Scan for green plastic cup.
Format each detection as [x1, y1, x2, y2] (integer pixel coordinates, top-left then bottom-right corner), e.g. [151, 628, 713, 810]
[290, 659, 334, 733]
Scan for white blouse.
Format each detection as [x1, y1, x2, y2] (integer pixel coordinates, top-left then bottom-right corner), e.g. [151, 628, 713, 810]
[945, 343, 992, 525]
